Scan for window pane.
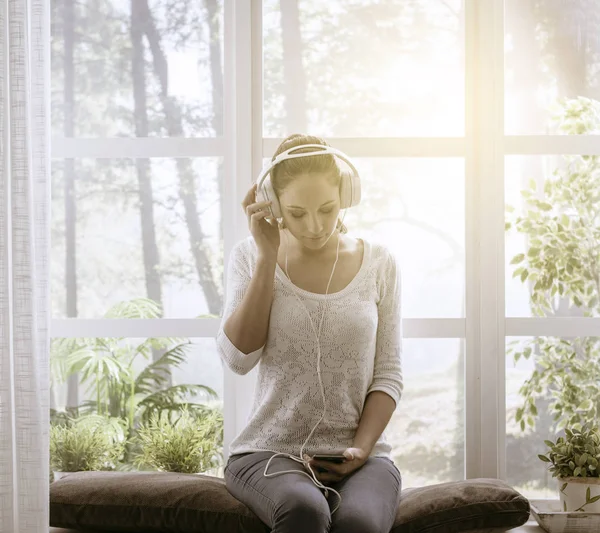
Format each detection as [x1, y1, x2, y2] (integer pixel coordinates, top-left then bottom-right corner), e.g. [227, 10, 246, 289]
[505, 335, 599, 499]
[50, 337, 224, 477]
[51, 158, 223, 318]
[261, 156, 465, 317]
[392, 338, 465, 487]
[505, 156, 600, 318]
[263, 0, 465, 137]
[505, 0, 600, 135]
[51, 0, 224, 138]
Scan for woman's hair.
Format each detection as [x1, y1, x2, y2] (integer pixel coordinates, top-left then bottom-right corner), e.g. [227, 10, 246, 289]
[271, 133, 348, 234]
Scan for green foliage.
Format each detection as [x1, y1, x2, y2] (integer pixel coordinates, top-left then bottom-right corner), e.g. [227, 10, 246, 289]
[507, 128, 600, 316]
[131, 404, 223, 474]
[51, 298, 218, 427]
[50, 298, 223, 468]
[50, 414, 127, 474]
[538, 425, 600, 480]
[549, 97, 600, 136]
[508, 336, 600, 433]
[506, 96, 600, 434]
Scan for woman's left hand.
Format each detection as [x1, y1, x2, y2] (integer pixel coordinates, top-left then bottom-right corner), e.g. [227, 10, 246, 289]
[304, 447, 368, 484]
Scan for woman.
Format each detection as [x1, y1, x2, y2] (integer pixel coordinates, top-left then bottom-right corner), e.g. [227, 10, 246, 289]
[218, 133, 403, 533]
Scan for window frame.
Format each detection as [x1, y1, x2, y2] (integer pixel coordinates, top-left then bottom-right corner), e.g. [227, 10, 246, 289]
[50, 0, 600, 475]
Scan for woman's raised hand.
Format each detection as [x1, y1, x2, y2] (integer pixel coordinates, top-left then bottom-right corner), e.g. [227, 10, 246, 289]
[242, 183, 281, 261]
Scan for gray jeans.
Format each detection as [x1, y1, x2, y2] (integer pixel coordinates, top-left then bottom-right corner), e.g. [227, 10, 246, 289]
[224, 451, 402, 533]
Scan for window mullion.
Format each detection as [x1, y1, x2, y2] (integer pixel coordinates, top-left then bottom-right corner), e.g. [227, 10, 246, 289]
[465, 0, 506, 480]
[222, 0, 258, 464]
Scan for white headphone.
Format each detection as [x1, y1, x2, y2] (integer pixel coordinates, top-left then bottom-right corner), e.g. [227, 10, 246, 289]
[255, 143, 361, 222]
[255, 143, 362, 515]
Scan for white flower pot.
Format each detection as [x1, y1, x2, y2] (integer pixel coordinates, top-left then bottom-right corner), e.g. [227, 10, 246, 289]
[558, 477, 600, 512]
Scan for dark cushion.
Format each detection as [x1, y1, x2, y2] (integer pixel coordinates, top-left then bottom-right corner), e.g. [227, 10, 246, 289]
[393, 478, 530, 532]
[50, 471, 530, 533]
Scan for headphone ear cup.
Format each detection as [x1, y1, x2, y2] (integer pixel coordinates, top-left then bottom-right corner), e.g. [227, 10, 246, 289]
[339, 170, 361, 209]
[259, 175, 283, 220]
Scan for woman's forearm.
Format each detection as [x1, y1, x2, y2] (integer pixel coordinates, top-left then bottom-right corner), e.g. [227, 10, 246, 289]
[353, 391, 396, 455]
[223, 256, 277, 355]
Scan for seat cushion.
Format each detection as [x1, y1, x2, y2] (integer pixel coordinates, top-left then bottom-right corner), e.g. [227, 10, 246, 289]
[50, 471, 530, 533]
[393, 478, 530, 532]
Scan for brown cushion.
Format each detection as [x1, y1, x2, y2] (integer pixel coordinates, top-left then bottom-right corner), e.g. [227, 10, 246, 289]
[393, 478, 530, 532]
[50, 471, 530, 533]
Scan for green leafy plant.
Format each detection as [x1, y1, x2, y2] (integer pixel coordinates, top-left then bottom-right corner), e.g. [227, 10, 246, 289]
[538, 426, 600, 511]
[538, 425, 600, 479]
[131, 404, 223, 474]
[50, 414, 127, 475]
[50, 298, 221, 465]
[506, 96, 600, 434]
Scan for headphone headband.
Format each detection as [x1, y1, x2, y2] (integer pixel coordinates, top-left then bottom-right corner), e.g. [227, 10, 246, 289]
[256, 144, 360, 192]
[273, 144, 345, 165]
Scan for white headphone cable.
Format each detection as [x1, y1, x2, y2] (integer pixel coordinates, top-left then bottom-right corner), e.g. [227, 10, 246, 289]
[262, 214, 347, 515]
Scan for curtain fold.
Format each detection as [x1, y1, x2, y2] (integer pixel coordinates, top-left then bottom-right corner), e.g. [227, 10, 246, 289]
[0, 0, 51, 531]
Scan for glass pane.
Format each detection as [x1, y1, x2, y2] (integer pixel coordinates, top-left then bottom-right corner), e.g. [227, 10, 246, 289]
[51, 0, 224, 138]
[505, 0, 600, 134]
[505, 335, 600, 499]
[263, 0, 465, 137]
[392, 338, 465, 487]
[262, 156, 465, 318]
[50, 337, 224, 477]
[505, 155, 600, 318]
[51, 158, 223, 318]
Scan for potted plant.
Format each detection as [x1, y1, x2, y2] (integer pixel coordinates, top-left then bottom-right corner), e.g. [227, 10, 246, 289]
[538, 425, 600, 512]
[50, 413, 127, 481]
[131, 404, 223, 475]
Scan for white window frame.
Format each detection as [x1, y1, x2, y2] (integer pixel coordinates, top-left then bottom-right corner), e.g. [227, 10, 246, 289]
[51, 0, 600, 475]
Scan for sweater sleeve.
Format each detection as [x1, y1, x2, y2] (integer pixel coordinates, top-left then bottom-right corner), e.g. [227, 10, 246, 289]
[216, 239, 265, 375]
[366, 249, 404, 409]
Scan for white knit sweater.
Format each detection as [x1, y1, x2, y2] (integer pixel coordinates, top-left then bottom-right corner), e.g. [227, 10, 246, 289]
[217, 235, 403, 460]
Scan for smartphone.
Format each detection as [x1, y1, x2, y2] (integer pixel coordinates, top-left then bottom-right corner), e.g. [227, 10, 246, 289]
[312, 454, 347, 463]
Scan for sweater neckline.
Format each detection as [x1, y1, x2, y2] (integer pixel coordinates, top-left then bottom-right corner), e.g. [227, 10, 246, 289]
[274, 238, 370, 300]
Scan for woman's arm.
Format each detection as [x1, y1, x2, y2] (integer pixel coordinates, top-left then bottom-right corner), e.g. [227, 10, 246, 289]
[223, 255, 276, 355]
[353, 391, 397, 455]
[216, 241, 277, 375]
[364, 249, 404, 408]
[354, 250, 404, 453]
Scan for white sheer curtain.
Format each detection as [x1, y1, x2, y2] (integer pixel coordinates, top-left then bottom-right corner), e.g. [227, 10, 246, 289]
[0, 0, 51, 531]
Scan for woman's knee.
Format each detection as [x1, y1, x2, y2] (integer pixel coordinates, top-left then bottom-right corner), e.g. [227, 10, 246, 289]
[273, 488, 331, 531]
[333, 511, 386, 533]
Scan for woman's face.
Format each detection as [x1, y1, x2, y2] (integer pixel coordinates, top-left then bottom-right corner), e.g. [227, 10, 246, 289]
[278, 172, 341, 250]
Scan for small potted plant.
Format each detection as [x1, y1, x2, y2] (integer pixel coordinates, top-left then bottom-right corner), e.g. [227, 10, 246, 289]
[538, 425, 600, 512]
[131, 405, 223, 474]
[50, 414, 127, 481]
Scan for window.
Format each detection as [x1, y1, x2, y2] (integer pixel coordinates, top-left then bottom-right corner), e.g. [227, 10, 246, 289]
[504, 0, 600, 499]
[396, 339, 465, 487]
[263, 0, 465, 137]
[50, 0, 226, 472]
[505, 0, 600, 135]
[51, 158, 223, 319]
[51, 0, 600, 490]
